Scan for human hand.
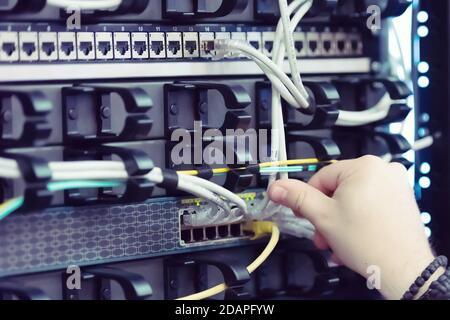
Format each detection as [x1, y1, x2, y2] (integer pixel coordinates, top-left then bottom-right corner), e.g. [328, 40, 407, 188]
[269, 156, 436, 299]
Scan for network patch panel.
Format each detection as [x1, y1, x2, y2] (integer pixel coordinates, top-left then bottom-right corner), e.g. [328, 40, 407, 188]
[0, 25, 368, 64]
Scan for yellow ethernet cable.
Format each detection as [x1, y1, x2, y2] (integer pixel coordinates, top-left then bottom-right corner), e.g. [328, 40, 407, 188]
[178, 158, 334, 176]
[176, 221, 280, 300]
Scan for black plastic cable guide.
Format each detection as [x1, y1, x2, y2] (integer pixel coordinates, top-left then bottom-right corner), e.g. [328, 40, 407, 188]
[222, 135, 255, 192]
[254, 248, 286, 299]
[166, 134, 255, 192]
[0, 0, 46, 14]
[162, 0, 248, 19]
[392, 157, 414, 170]
[287, 133, 342, 161]
[63, 85, 153, 144]
[164, 81, 252, 136]
[164, 256, 251, 300]
[0, 279, 50, 300]
[332, 77, 413, 127]
[63, 145, 154, 205]
[253, 239, 340, 298]
[62, 267, 153, 300]
[0, 89, 52, 147]
[372, 131, 412, 156]
[282, 246, 340, 297]
[0, 152, 53, 211]
[256, 81, 341, 130]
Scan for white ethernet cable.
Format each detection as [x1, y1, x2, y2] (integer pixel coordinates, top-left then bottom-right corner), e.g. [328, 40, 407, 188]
[0, 158, 248, 218]
[412, 136, 434, 151]
[336, 93, 407, 127]
[213, 40, 310, 111]
[212, 0, 402, 127]
[214, 42, 398, 128]
[247, 0, 313, 221]
[381, 136, 435, 163]
[46, 0, 122, 10]
[278, 0, 309, 99]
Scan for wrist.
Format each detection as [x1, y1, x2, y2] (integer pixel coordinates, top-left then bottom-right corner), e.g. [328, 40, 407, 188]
[415, 266, 446, 299]
[380, 251, 435, 300]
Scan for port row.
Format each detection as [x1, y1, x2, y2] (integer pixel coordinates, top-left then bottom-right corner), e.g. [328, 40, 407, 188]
[0, 30, 363, 62]
[180, 223, 249, 245]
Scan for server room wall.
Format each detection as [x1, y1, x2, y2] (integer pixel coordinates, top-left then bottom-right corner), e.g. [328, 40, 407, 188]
[0, 0, 415, 300]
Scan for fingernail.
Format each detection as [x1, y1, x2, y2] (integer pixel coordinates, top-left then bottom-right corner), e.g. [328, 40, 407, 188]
[269, 186, 288, 203]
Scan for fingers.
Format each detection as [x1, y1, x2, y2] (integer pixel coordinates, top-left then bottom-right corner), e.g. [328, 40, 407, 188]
[269, 179, 336, 228]
[308, 159, 355, 195]
[309, 156, 387, 195]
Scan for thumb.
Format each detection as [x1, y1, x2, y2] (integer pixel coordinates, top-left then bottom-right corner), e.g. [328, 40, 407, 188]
[268, 179, 336, 228]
